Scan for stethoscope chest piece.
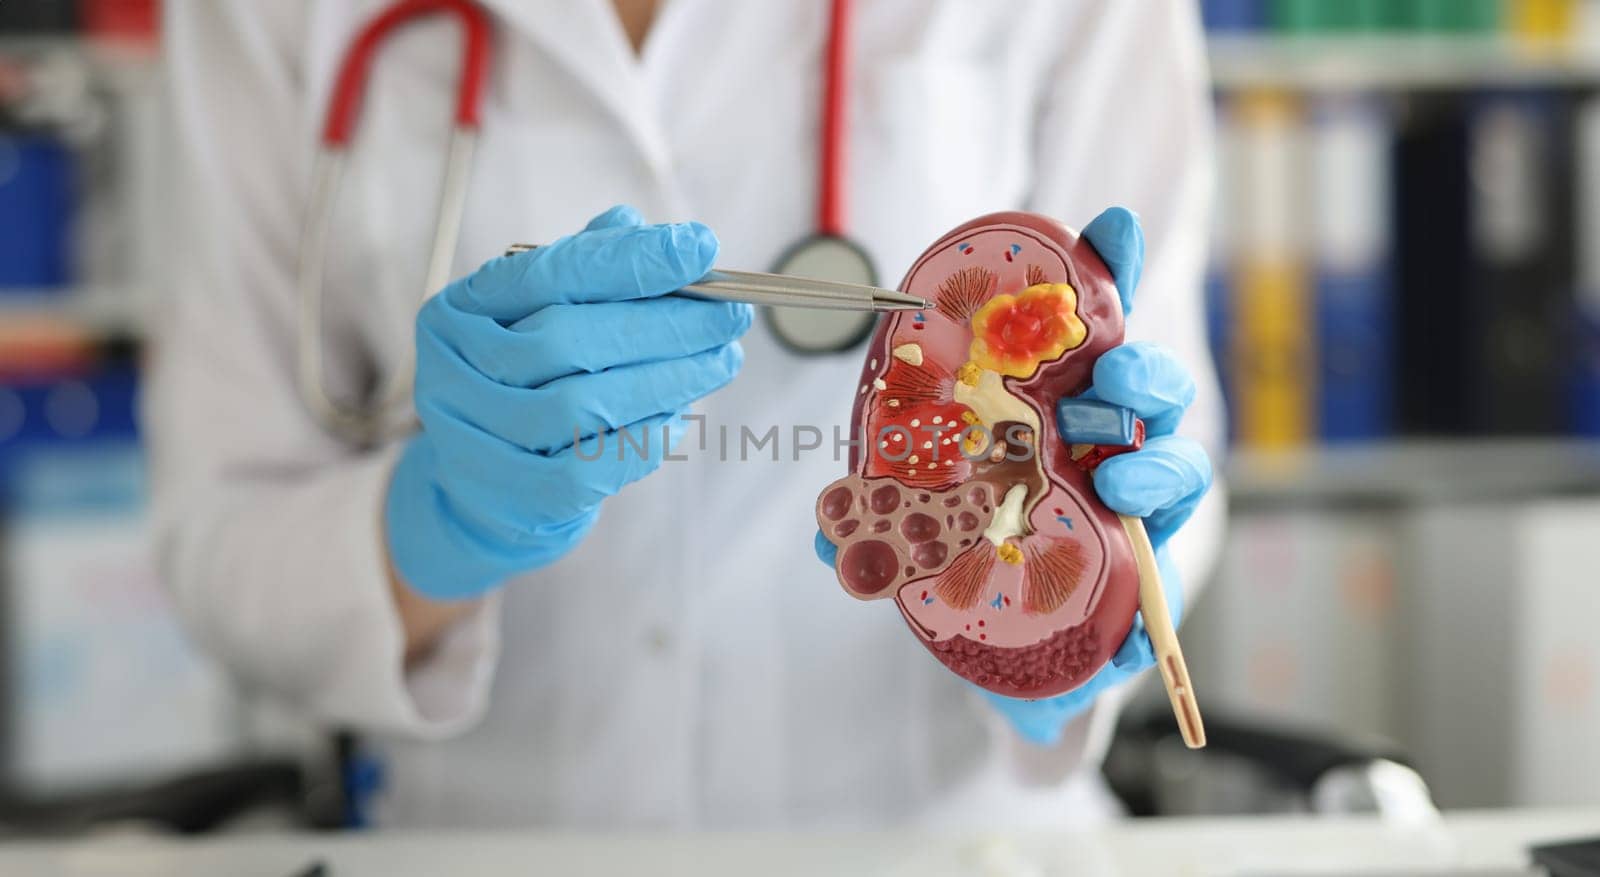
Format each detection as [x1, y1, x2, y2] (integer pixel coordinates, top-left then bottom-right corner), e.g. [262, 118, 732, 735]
[765, 234, 880, 355]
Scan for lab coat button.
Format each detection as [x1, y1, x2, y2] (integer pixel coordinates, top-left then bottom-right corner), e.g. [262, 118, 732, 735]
[645, 626, 674, 654]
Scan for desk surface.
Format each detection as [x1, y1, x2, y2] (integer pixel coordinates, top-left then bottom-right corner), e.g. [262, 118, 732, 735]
[3, 809, 1597, 877]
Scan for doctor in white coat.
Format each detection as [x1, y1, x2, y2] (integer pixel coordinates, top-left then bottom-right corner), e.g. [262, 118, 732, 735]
[148, 0, 1224, 829]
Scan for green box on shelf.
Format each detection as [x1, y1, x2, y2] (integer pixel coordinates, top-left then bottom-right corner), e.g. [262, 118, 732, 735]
[1270, 0, 1383, 32]
[1268, 0, 1503, 33]
[1373, 0, 1501, 32]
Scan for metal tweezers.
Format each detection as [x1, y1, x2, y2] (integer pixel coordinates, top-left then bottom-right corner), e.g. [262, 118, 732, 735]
[503, 243, 928, 312]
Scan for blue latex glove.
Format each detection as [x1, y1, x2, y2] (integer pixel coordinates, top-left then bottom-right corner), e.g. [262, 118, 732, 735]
[814, 207, 1213, 745]
[388, 205, 753, 599]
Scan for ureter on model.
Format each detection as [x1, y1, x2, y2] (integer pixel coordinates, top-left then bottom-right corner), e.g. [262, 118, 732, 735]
[1119, 513, 1206, 749]
[954, 366, 1045, 550]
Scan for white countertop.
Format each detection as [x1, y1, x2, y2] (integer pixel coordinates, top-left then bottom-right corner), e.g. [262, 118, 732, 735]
[2, 809, 1596, 877]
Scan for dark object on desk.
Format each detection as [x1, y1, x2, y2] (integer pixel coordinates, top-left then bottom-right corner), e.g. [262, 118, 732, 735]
[290, 861, 329, 877]
[0, 759, 344, 836]
[1531, 836, 1600, 877]
[1105, 709, 1429, 817]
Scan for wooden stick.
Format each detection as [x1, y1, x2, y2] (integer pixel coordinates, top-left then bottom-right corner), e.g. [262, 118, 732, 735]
[1119, 514, 1206, 749]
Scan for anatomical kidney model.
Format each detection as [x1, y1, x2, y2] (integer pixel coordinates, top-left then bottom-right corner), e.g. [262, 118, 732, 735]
[816, 212, 1203, 746]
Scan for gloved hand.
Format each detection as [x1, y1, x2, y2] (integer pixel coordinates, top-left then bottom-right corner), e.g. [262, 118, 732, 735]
[814, 207, 1213, 746]
[387, 205, 753, 600]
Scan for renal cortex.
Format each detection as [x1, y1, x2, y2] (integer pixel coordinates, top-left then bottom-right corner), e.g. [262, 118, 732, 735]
[815, 212, 1148, 700]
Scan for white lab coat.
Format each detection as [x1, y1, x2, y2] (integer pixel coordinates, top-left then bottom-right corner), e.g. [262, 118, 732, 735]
[148, 0, 1224, 829]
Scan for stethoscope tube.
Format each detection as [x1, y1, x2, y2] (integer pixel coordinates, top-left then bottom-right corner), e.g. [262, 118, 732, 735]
[295, 0, 865, 441]
[296, 0, 492, 445]
[763, 0, 883, 357]
[818, 0, 850, 238]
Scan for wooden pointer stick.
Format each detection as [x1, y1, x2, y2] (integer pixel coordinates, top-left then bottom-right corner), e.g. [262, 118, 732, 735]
[1056, 397, 1203, 746]
[1119, 514, 1205, 749]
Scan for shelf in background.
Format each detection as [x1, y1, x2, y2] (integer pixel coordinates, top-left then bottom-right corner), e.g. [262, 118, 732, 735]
[0, 286, 146, 338]
[1209, 35, 1600, 90]
[1226, 438, 1600, 506]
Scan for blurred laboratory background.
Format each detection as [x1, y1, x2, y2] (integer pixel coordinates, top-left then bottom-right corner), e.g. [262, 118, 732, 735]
[0, 0, 1598, 835]
[1176, 0, 1600, 817]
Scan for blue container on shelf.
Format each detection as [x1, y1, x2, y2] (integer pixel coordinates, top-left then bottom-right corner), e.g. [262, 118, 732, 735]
[0, 135, 75, 290]
[1202, 0, 1266, 31]
[0, 360, 139, 511]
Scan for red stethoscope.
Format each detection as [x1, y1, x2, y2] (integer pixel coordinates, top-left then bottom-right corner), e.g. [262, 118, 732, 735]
[296, 0, 871, 443]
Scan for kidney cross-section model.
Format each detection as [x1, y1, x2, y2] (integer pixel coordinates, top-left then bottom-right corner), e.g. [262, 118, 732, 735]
[816, 212, 1146, 700]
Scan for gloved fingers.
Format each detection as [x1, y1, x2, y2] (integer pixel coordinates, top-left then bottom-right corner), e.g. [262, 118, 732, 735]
[815, 529, 838, 566]
[1089, 342, 1196, 437]
[493, 298, 754, 388]
[583, 203, 645, 231]
[450, 447, 653, 531]
[519, 412, 685, 521]
[446, 220, 719, 322]
[432, 410, 683, 527]
[1110, 545, 1184, 671]
[1080, 206, 1145, 317]
[1092, 434, 1211, 549]
[419, 289, 751, 389]
[532, 343, 742, 452]
[431, 343, 743, 455]
[436, 492, 602, 572]
[386, 439, 609, 599]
